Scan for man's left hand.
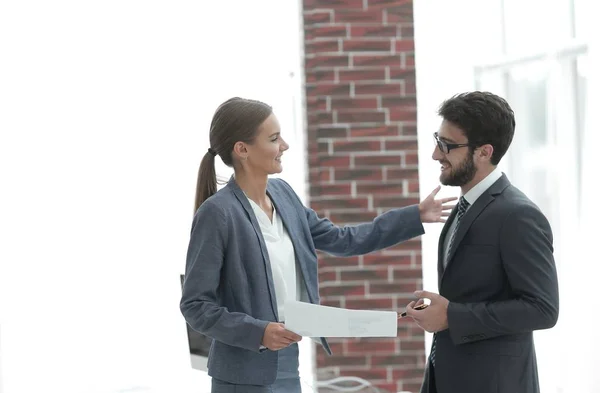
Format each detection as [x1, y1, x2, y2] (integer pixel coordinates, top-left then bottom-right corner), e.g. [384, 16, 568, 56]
[405, 290, 450, 333]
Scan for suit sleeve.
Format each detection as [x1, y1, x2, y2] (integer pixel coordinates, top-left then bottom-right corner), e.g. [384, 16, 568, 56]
[277, 179, 425, 256]
[179, 201, 269, 352]
[447, 204, 559, 344]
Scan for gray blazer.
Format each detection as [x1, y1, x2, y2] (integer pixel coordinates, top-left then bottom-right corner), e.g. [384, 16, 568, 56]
[180, 177, 425, 385]
[421, 174, 559, 393]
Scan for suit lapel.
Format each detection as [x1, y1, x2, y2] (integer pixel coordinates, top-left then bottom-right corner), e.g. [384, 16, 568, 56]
[438, 206, 458, 288]
[445, 193, 494, 265]
[229, 177, 279, 320]
[440, 174, 511, 285]
[267, 182, 318, 304]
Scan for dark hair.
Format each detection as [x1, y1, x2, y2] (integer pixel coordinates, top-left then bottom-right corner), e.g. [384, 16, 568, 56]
[194, 97, 272, 212]
[438, 91, 515, 165]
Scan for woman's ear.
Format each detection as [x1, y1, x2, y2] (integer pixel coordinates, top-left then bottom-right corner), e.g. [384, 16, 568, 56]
[232, 141, 249, 161]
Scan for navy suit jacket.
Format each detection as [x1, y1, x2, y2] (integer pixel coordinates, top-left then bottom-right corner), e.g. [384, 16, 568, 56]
[180, 177, 425, 385]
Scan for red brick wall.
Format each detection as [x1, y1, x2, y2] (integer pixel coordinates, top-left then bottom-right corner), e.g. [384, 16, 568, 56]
[302, 1, 425, 392]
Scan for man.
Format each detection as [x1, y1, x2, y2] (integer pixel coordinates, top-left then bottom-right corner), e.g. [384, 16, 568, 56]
[405, 91, 559, 393]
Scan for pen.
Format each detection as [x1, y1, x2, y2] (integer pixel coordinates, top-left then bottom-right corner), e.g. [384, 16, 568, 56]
[399, 303, 429, 317]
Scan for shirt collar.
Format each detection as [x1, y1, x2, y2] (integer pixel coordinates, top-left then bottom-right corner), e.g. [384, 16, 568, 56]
[463, 166, 503, 206]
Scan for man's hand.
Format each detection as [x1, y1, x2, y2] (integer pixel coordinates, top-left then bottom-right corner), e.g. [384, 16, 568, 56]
[398, 298, 427, 318]
[418, 185, 456, 223]
[261, 322, 302, 351]
[405, 290, 450, 333]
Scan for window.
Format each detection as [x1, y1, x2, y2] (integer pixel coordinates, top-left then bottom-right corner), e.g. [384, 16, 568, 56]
[475, 0, 590, 392]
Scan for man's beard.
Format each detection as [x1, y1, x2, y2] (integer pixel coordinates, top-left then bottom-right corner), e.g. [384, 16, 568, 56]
[440, 154, 477, 186]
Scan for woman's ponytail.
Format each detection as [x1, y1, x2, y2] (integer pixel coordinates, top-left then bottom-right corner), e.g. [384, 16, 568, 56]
[194, 149, 217, 212]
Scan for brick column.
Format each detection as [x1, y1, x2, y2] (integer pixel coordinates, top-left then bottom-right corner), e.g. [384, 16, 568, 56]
[302, 1, 425, 392]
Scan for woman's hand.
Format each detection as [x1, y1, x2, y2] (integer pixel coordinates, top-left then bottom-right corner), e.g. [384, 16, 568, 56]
[261, 322, 302, 351]
[418, 185, 456, 223]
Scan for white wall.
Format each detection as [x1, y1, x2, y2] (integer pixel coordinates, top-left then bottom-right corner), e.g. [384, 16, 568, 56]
[0, 1, 311, 392]
[572, 25, 600, 393]
[0, 326, 3, 393]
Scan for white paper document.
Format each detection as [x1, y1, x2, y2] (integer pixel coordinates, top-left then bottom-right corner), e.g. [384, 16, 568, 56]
[284, 300, 397, 337]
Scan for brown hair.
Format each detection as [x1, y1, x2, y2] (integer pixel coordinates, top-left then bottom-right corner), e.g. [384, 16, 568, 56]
[194, 97, 272, 212]
[438, 91, 515, 165]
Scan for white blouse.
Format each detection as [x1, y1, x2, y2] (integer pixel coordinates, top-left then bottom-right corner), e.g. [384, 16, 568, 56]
[247, 197, 300, 322]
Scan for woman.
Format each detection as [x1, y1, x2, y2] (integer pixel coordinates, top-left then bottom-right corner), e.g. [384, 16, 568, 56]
[180, 97, 455, 393]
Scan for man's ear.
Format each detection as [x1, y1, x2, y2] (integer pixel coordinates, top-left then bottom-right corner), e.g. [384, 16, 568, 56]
[478, 144, 494, 162]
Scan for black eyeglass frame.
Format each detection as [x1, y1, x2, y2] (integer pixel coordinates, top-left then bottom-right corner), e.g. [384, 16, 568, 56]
[433, 132, 477, 154]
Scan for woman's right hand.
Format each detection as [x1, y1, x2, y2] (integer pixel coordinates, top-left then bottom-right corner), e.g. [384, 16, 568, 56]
[261, 322, 302, 351]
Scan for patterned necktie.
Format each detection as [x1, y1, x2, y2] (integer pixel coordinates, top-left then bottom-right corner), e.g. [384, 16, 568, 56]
[431, 196, 470, 367]
[444, 196, 470, 266]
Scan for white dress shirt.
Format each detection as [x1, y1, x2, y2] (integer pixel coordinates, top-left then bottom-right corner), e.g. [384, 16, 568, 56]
[247, 197, 301, 322]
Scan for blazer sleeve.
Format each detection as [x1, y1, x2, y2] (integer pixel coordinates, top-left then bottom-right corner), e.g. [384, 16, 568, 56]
[446, 204, 559, 344]
[279, 179, 425, 256]
[179, 201, 270, 352]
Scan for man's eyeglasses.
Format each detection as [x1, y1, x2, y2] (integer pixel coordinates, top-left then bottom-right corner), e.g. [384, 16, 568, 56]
[433, 132, 474, 154]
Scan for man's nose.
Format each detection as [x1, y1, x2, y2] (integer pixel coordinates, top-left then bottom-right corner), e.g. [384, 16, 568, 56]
[432, 145, 443, 160]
